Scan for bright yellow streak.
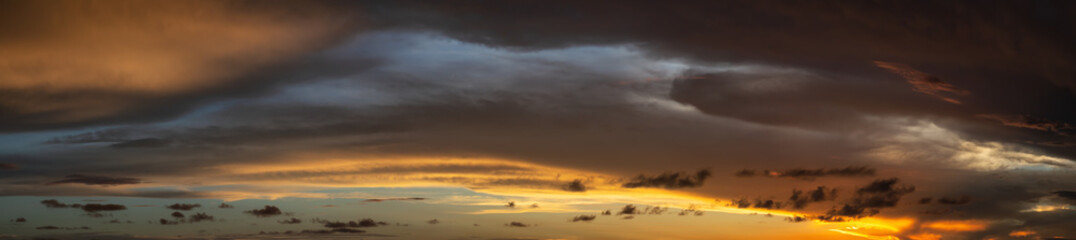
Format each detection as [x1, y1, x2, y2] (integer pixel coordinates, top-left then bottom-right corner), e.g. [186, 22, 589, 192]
[828, 229, 900, 240]
[922, 220, 988, 232]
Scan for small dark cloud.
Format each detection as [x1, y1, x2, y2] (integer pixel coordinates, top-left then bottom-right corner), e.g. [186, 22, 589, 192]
[47, 174, 142, 186]
[505, 221, 528, 227]
[601, 210, 611, 215]
[171, 212, 184, 218]
[753, 199, 781, 209]
[622, 169, 711, 189]
[166, 203, 201, 211]
[817, 178, 914, 221]
[108, 138, 169, 149]
[730, 198, 751, 208]
[218, 203, 234, 208]
[189, 213, 213, 222]
[789, 186, 838, 209]
[81, 204, 126, 212]
[35, 225, 89, 230]
[506, 201, 515, 208]
[14, 217, 26, 222]
[159, 218, 178, 225]
[937, 196, 972, 205]
[426, 219, 439, 224]
[617, 204, 639, 215]
[245, 205, 282, 217]
[739, 167, 875, 180]
[41, 199, 69, 208]
[563, 179, 586, 192]
[279, 218, 302, 224]
[570, 215, 596, 222]
[362, 197, 427, 202]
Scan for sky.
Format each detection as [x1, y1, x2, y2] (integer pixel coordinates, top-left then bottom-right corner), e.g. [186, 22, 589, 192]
[1, 1, 1076, 240]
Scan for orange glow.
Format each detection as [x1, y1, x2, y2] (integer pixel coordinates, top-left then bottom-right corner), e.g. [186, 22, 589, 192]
[1009, 230, 1036, 237]
[907, 233, 942, 240]
[922, 220, 988, 232]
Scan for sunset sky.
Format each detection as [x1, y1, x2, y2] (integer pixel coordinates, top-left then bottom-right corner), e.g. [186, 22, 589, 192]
[2, 1, 1076, 240]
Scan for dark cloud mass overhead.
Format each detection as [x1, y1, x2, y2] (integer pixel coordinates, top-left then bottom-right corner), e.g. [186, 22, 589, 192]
[1, 1, 1076, 240]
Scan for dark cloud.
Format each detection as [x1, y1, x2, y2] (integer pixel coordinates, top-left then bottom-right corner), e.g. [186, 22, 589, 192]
[789, 186, 838, 209]
[362, 197, 426, 202]
[570, 215, 596, 222]
[166, 203, 201, 211]
[562, 179, 586, 192]
[35, 225, 89, 230]
[81, 204, 126, 212]
[245, 205, 282, 217]
[189, 213, 214, 222]
[426, 219, 439, 224]
[818, 178, 914, 221]
[505, 201, 515, 208]
[14, 217, 26, 222]
[41, 199, 69, 208]
[505, 221, 528, 227]
[218, 203, 234, 209]
[279, 218, 302, 224]
[617, 204, 639, 215]
[46, 174, 142, 186]
[1055, 191, 1076, 203]
[622, 169, 711, 189]
[170, 212, 184, 218]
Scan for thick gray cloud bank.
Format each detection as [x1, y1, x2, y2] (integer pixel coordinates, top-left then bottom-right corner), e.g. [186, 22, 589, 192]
[1, 1, 1076, 239]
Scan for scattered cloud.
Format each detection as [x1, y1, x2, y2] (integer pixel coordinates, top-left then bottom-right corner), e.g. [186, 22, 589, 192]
[245, 205, 282, 217]
[622, 169, 711, 189]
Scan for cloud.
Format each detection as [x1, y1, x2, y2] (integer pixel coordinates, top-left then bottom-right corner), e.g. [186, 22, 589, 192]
[505, 221, 528, 227]
[562, 179, 586, 192]
[1054, 191, 1076, 203]
[40, 199, 69, 208]
[46, 174, 142, 186]
[622, 169, 711, 189]
[874, 61, 969, 104]
[789, 186, 838, 209]
[166, 203, 201, 211]
[818, 178, 914, 221]
[81, 204, 126, 212]
[279, 218, 302, 224]
[617, 204, 639, 215]
[245, 205, 282, 217]
[0, 0, 365, 132]
[978, 114, 1074, 135]
[570, 215, 596, 222]
[191, 212, 216, 222]
[170, 212, 184, 218]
